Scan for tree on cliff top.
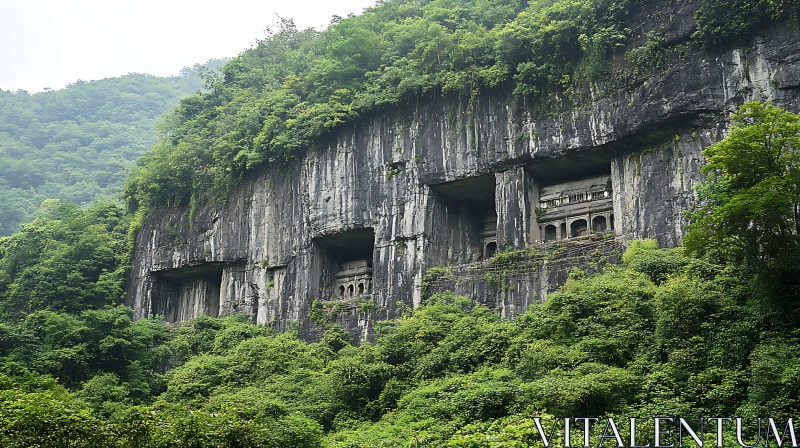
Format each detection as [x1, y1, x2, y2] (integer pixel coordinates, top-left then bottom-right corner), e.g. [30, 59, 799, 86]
[123, 0, 800, 214]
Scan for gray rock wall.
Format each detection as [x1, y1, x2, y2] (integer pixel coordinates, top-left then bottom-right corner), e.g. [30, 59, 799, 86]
[424, 237, 625, 317]
[127, 15, 800, 339]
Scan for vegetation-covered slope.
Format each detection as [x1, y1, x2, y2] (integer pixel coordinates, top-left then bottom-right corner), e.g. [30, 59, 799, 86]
[0, 102, 797, 446]
[0, 60, 225, 235]
[123, 0, 799, 212]
[0, 242, 797, 446]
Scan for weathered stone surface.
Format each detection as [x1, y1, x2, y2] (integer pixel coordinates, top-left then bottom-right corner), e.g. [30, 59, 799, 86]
[425, 237, 624, 317]
[127, 12, 800, 340]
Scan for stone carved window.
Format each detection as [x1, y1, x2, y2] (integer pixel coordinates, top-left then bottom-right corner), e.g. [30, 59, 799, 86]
[571, 219, 588, 237]
[429, 175, 497, 263]
[592, 216, 607, 232]
[334, 259, 373, 300]
[152, 263, 224, 322]
[535, 175, 614, 244]
[537, 176, 612, 211]
[568, 193, 585, 203]
[485, 241, 497, 259]
[544, 225, 557, 242]
[481, 211, 497, 260]
[481, 213, 498, 260]
[314, 227, 375, 301]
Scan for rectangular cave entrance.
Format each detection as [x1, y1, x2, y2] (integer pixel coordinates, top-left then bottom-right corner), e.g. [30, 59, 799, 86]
[313, 227, 375, 301]
[536, 175, 614, 242]
[527, 149, 614, 244]
[152, 263, 223, 322]
[430, 174, 497, 262]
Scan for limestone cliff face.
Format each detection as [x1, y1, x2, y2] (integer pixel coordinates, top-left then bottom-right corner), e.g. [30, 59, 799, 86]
[126, 11, 800, 339]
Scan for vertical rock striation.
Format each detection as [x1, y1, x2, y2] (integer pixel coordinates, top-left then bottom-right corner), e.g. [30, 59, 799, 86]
[127, 18, 800, 340]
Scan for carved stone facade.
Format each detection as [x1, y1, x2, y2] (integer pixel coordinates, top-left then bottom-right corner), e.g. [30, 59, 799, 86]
[335, 260, 373, 299]
[537, 176, 614, 242]
[126, 14, 800, 339]
[481, 214, 498, 259]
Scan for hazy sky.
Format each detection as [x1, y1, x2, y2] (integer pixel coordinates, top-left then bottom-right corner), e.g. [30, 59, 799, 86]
[0, 0, 377, 92]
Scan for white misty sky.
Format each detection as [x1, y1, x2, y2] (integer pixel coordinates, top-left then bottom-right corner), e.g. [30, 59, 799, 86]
[0, 0, 378, 92]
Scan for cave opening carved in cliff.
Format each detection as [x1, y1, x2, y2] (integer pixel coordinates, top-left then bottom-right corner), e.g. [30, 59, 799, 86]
[313, 228, 375, 301]
[527, 148, 611, 185]
[429, 174, 497, 262]
[151, 263, 224, 322]
[529, 149, 614, 243]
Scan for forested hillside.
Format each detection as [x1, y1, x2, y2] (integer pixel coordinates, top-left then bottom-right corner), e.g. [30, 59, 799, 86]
[0, 60, 226, 235]
[0, 0, 799, 444]
[0, 102, 798, 446]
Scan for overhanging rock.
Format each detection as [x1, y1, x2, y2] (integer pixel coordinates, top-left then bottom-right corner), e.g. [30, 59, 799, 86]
[126, 15, 800, 341]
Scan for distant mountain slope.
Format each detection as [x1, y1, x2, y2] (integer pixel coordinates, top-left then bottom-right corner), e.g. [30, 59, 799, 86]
[0, 59, 226, 235]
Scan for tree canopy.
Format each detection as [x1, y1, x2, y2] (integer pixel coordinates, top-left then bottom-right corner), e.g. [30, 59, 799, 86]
[1, 103, 800, 444]
[123, 0, 798, 212]
[0, 0, 798, 441]
[0, 242, 798, 446]
[685, 101, 800, 330]
[0, 60, 226, 236]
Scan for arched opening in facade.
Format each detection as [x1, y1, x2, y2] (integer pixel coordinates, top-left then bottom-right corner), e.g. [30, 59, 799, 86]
[429, 174, 497, 263]
[570, 219, 588, 238]
[544, 225, 557, 242]
[485, 242, 497, 259]
[315, 227, 375, 301]
[592, 216, 607, 232]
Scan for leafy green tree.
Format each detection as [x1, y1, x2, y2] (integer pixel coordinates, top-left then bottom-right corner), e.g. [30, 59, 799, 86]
[693, 0, 799, 49]
[0, 390, 117, 448]
[0, 60, 227, 236]
[685, 102, 800, 327]
[0, 200, 130, 318]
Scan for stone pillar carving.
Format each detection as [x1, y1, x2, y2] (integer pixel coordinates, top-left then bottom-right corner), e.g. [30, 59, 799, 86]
[495, 167, 534, 250]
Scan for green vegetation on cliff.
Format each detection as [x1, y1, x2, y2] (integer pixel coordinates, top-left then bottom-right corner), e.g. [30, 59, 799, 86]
[124, 0, 799, 211]
[0, 60, 226, 236]
[0, 102, 798, 445]
[0, 242, 798, 446]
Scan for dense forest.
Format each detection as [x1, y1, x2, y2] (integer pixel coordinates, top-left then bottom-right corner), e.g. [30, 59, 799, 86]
[123, 0, 799, 212]
[0, 59, 226, 236]
[1, 0, 800, 445]
[0, 102, 798, 446]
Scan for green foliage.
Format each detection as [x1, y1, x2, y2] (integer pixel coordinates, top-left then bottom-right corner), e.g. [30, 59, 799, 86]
[693, 0, 798, 50]
[685, 101, 800, 328]
[424, 266, 448, 281]
[0, 237, 798, 444]
[622, 239, 692, 284]
[124, 0, 798, 213]
[125, 0, 654, 210]
[0, 200, 131, 318]
[0, 389, 116, 448]
[686, 102, 800, 259]
[2, 8, 800, 444]
[0, 61, 226, 236]
[625, 31, 667, 75]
